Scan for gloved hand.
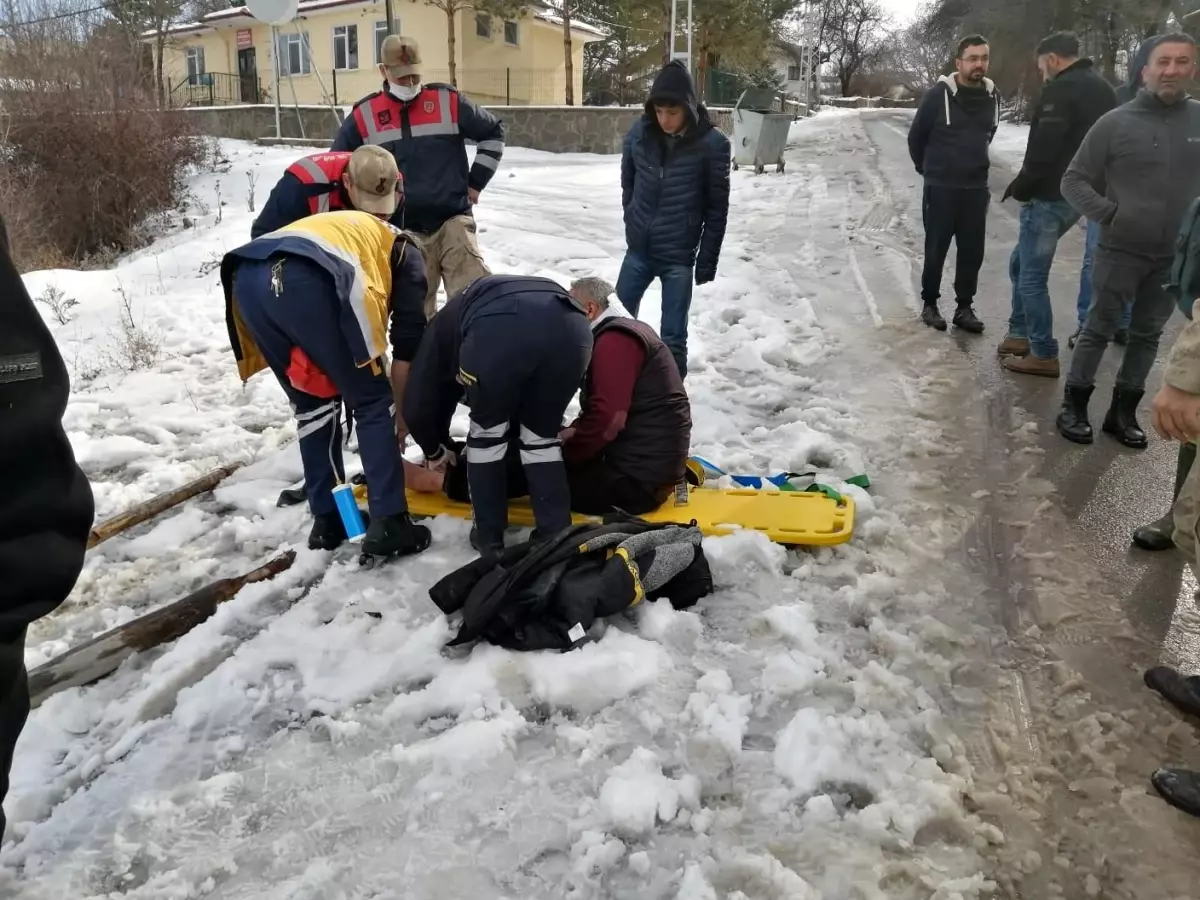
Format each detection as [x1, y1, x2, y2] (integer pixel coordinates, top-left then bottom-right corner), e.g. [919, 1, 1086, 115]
[695, 267, 716, 286]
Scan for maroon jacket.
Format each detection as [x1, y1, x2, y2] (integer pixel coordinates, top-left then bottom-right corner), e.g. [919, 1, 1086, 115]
[565, 316, 691, 488]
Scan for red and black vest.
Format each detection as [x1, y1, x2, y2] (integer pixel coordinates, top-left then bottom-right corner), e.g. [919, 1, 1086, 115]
[285, 151, 353, 216]
[351, 85, 462, 146]
[587, 317, 692, 488]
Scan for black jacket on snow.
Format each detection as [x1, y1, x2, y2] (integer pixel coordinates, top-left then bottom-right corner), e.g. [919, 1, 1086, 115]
[622, 61, 731, 278]
[1007, 59, 1116, 203]
[0, 215, 93, 640]
[586, 316, 691, 489]
[403, 275, 582, 460]
[332, 83, 504, 235]
[429, 519, 713, 651]
[908, 74, 1000, 189]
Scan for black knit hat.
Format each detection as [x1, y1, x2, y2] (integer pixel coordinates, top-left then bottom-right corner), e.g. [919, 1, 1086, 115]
[645, 60, 699, 125]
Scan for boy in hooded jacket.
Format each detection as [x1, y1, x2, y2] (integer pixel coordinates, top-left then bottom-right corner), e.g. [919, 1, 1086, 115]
[617, 60, 731, 380]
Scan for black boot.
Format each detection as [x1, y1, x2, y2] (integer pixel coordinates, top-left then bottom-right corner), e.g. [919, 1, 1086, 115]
[921, 305, 947, 331]
[1056, 384, 1095, 444]
[469, 525, 505, 561]
[952, 304, 985, 334]
[1143, 666, 1200, 718]
[309, 511, 347, 551]
[1102, 386, 1148, 449]
[1151, 768, 1200, 818]
[360, 513, 431, 563]
[1132, 443, 1197, 550]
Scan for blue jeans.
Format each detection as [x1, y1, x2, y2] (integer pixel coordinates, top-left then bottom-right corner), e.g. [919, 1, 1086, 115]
[1008, 199, 1079, 358]
[1077, 219, 1132, 330]
[615, 251, 693, 378]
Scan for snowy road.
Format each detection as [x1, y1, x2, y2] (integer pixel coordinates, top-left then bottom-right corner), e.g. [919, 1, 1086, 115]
[4, 111, 1200, 898]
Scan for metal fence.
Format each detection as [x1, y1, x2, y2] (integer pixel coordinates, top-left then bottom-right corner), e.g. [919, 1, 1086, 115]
[328, 68, 569, 106]
[168, 72, 259, 107]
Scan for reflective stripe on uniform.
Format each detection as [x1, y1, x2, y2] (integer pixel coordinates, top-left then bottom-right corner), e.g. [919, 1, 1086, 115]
[465, 443, 509, 463]
[290, 156, 331, 185]
[476, 139, 504, 154]
[295, 400, 339, 440]
[470, 420, 509, 439]
[359, 88, 459, 144]
[472, 154, 500, 172]
[519, 424, 562, 465]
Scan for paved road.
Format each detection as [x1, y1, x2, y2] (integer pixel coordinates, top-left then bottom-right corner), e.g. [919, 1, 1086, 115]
[776, 109, 1200, 898]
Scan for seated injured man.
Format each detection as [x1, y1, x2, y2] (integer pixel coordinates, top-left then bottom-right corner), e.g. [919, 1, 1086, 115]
[406, 276, 692, 517]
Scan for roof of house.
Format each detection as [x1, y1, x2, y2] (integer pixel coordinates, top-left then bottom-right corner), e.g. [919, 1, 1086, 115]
[144, 0, 605, 40]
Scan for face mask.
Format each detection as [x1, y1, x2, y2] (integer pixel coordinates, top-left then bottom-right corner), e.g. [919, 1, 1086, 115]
[389, 81, 421, 102]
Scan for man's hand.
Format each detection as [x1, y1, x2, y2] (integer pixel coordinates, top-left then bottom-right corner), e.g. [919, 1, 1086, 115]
[695, 268, 716, 286]
[1001, 182, 1013, 202]
[559, 426, 577, 442]
[1152, 383, 1200, 442]
[396, 415, 409, 448]
[468, 187, 480, 206]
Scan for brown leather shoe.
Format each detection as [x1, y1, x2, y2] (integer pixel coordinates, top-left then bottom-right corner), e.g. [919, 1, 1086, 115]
[996, 335, 1030, 357]
[1001, 353, 1060, 378]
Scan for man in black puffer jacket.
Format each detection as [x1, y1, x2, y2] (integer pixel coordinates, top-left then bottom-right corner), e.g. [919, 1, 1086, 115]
[617, 60, 731, 379]
[0, 215, 94, 840]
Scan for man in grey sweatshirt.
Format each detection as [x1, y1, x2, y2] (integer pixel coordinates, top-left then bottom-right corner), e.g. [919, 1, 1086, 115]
[1056, 32, 1200, 449]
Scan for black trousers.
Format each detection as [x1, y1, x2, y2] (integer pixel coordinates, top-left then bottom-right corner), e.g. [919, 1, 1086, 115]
[0, 629, 29, 841]
[920, 185, 990, 308]
[459, 297, 591, 552]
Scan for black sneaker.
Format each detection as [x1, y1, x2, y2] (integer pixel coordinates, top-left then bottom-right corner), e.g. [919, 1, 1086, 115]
[361, 513, 431, 562]
[952, 305, 985, 334]
[921, 306, 947, 331]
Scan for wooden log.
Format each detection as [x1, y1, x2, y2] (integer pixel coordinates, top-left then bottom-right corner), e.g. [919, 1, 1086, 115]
[28, 550, 297, 708]
[87, 463, 244, 550]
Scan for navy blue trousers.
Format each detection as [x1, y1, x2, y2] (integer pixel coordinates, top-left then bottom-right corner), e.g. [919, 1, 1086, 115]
[233, 256, 407, 518]
[460, 295, 591, 550]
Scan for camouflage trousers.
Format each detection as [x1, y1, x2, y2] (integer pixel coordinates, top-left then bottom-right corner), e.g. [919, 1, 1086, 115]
[1173, 441, 1200, 564]
[418, 214, 491, 321]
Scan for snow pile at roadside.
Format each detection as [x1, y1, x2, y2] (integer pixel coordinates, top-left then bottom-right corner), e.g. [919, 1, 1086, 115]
[990, 122, 1029, 170]
[7, 117, 998, 899]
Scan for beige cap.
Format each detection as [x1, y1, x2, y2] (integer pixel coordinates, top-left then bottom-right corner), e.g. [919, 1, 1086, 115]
[346, 146, 401, 217]
[380, 35, 421, 79]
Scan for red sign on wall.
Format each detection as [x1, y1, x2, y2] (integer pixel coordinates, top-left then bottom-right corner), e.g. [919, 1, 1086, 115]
[236, 29, 253, 49]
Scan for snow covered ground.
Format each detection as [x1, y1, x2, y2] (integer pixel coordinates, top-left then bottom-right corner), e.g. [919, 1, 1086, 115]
[990, 122, 1029, 171]
[5, 115, 1010, 899]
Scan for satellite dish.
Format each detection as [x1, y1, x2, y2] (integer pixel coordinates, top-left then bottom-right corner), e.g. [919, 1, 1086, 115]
[246, 0, 299, 26]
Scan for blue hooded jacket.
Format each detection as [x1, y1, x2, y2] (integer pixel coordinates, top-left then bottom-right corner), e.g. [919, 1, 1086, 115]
[621, 61, 731, 277]
[1116, 37, 1161, 104]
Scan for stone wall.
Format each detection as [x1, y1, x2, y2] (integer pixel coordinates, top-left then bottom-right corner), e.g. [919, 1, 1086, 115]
[179, 103, 755, 155]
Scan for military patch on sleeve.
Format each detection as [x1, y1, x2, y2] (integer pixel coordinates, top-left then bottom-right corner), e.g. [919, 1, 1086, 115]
[0, 352, 43, 384]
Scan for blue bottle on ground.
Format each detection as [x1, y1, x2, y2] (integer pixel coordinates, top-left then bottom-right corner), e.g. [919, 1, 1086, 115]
[332, 483, 367, 543]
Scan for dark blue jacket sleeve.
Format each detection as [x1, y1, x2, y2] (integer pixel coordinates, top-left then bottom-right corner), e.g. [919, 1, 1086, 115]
[908, 86, 941, 173]
[331, 104, 366, 151]
[389, 238, 428, 363]
[403, 294, 464, 457]
[251, 172, 311, 238]
[696, 131, 731, 278]
[457, 94, 505, 193]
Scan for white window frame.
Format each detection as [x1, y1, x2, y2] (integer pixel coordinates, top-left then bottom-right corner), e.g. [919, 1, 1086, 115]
[373, 20, 396, 65]
[185, 46, 206, 86]
[276, 31, 311, 76]
[475, 12, 492, 39]
[332, 24, 359, 71]
[503, 19, 519, 46]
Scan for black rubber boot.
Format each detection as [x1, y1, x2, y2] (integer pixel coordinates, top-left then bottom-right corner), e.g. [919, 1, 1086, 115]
[1143, 666, 1200, 718]
[1132, 443, 1196, 550]
[1102, 386, 1148, 449]
[359, 513, 431, 564]
[309, 512, 348, 551]
[1151, 768, 1200, 818]
[1056, 384, 1095, 444]
[469, 525, 505, 561]
[921, 305, 947, 331]
[952, 305, 985, 334]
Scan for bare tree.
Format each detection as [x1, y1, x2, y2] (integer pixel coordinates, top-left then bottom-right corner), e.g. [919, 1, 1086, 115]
[883, 2, 954, 93]
[822, 0, 888, 96]
[423, 0, 524, 86]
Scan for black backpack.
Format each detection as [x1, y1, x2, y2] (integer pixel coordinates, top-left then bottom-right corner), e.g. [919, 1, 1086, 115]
[1171, 197, 1200, 319]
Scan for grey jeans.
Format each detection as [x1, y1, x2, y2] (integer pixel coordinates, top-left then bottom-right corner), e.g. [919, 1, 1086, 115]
[1066, 247, 1174, 392]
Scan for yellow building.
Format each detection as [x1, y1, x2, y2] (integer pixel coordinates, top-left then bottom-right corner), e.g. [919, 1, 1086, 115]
[151, 0, 604, 108]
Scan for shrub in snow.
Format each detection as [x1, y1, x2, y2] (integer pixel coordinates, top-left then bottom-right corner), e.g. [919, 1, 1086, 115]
[35, 284, 78, 325]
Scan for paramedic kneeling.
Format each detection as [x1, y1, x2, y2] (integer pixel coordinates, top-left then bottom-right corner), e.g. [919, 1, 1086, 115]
[403, 274, 593, 558]
[405, 277, 691, 518]
[221, 203, 431, 560]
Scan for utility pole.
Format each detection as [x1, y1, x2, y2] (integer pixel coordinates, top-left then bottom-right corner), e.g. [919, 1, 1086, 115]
[385, 0, 395, 35]
[799, 0, 819, 114]
[668, 0, 693, 76]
